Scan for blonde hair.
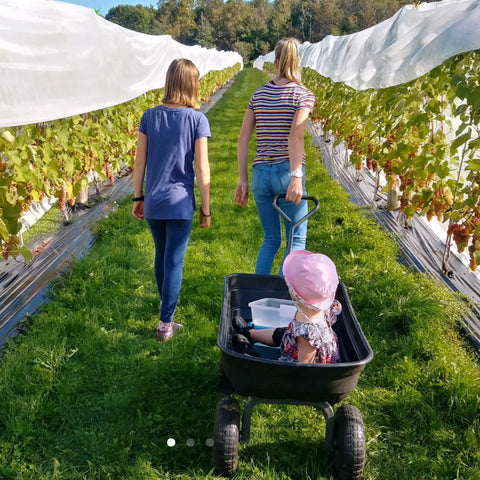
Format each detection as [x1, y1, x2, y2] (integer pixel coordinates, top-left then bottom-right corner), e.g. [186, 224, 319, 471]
[162, 58, 200, 109]
[275, 38, 302, 85]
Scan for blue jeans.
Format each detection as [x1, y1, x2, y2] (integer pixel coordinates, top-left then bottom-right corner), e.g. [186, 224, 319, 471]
[251, 162, 307, 275]
[146, 218, 193, 322]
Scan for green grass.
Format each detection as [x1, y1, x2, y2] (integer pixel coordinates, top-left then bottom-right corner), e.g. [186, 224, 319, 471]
[0, 68, 479, 479]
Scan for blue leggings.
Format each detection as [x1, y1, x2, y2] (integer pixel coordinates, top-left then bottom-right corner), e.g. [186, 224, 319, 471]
[146, 218, 193, 323]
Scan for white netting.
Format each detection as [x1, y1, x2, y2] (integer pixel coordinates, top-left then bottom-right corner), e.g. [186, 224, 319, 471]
[254, 0, 480, 90]
[254, 1, 480, 342]
[0, 0, 243, 128]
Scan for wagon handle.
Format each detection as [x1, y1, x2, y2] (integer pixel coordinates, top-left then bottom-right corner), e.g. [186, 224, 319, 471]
[273, 194, 320, 254]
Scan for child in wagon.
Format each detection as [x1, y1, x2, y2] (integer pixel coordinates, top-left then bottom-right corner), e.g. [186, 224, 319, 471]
[232, 250, 342, 364]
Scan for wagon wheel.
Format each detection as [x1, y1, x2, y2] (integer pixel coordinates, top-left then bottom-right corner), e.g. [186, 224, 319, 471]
[333, 404, 366, 480]
[213, 397, 240, 476]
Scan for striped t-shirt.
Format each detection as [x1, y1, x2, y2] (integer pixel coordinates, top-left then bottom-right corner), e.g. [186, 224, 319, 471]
[248, 80, 315, 166]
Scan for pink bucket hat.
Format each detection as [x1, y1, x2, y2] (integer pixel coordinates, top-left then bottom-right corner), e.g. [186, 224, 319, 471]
[283, 250, 338, 310]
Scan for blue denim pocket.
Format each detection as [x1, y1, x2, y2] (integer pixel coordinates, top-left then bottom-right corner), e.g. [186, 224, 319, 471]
[271, 163, 291, 194]
[251, 165, 262, 195]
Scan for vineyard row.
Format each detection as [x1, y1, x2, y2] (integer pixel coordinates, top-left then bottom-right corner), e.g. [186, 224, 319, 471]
[0, 64, 241, 261]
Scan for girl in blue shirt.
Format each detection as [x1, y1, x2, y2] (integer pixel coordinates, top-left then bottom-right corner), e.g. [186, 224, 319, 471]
[132, 58, 211, 341]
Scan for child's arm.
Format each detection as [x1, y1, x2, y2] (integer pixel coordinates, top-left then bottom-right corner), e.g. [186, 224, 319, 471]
[296, 336, 317, 363]
[235, 108, 255, 207]
[194, 136, 211, 227]
[132, 131, 147, 220]
[286, 108, 309, 205]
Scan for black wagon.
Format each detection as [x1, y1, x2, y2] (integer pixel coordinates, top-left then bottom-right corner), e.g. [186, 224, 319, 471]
[213, 196, 374, 480]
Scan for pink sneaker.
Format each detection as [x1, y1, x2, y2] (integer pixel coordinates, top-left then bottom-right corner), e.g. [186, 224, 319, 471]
[156, 321, 183, 341]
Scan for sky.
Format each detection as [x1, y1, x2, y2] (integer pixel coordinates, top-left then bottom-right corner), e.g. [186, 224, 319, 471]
[54, 0, 158, 16]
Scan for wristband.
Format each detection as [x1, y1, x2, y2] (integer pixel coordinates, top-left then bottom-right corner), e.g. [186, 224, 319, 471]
[132, 195, 144, 202]
[289, 168, 303, 178]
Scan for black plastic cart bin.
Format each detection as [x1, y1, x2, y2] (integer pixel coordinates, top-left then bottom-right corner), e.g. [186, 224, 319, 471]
[213, 196, 373, 479]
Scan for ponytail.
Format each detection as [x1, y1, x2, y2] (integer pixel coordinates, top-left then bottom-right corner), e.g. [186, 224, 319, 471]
[274, 38, 302, 85]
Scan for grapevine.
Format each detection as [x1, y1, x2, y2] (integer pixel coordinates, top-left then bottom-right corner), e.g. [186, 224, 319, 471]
[0, 64, 241, 262]
[302, 50, 480, 270]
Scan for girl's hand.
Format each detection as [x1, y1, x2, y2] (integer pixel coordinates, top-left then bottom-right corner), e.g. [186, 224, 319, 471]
[132, 201, 144, 220]
[285, 177, 303, 205]
[234, 182, 248, 207]
[199, 207, 211, 228]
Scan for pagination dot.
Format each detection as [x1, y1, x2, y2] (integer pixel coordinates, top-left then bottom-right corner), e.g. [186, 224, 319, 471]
[167, 438, 176, 447]
[186, 438, 195, 447]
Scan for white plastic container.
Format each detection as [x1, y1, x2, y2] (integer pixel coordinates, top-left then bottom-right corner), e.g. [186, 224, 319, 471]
[248, 298, 296, 329]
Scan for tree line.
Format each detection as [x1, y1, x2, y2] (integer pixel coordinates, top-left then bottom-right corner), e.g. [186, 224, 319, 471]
[105, 0, 408, 64]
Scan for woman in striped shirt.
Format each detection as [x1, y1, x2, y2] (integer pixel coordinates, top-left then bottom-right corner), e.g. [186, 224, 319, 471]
[234, 38, 315, 275]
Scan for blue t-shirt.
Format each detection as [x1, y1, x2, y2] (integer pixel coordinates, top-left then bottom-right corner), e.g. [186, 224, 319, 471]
[139, 105, 211, 220]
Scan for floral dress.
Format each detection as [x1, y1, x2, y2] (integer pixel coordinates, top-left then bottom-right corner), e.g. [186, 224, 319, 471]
[278, 300, 342, 364]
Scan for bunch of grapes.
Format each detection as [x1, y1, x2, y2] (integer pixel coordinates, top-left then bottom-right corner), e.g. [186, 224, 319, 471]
[1, 236, 21, 260]
[447, 223, 470, 252]
[365, 157, 378, 172]
[59, 190, 66, 210]
[105, 162, 114, 186]
[469, 235, 479, 271]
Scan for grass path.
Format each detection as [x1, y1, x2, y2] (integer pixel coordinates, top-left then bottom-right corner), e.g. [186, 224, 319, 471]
[0, 68, 479, 480]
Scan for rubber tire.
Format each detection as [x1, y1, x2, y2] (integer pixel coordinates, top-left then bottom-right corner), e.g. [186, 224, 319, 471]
[333, 404, 366, 480]
[213, 397, 240, 476]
